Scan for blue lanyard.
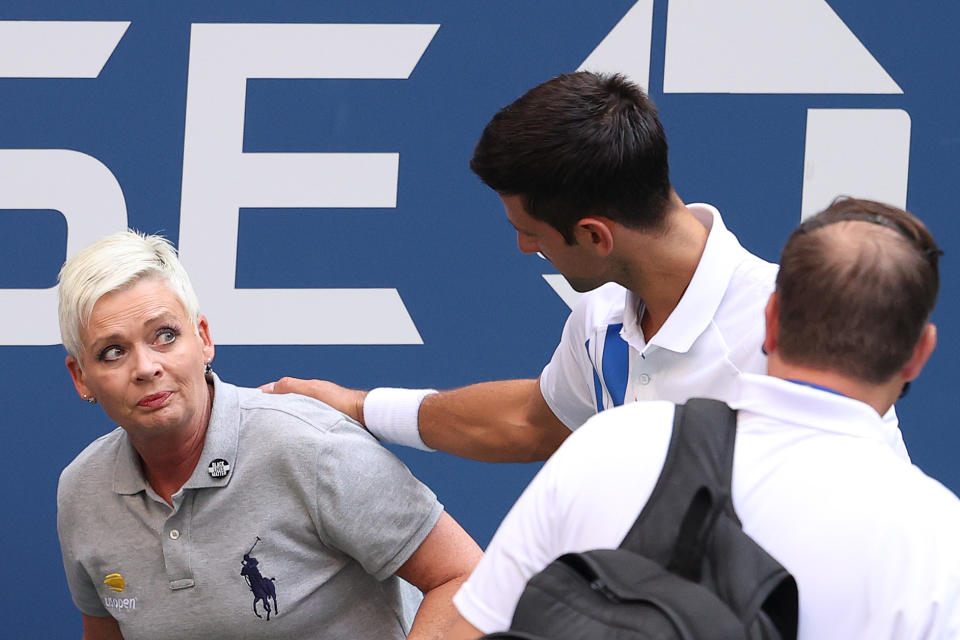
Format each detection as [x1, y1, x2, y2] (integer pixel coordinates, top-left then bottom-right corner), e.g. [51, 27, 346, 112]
[784, 378, 847, 398]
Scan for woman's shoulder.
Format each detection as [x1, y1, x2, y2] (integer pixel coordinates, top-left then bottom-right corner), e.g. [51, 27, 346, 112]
[234, 386, 371, 443]
[58, 427, 126, 499]
[231, 387, 408, 484]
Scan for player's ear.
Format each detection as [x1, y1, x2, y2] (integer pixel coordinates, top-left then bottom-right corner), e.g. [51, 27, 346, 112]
[577, 217, 614, 255]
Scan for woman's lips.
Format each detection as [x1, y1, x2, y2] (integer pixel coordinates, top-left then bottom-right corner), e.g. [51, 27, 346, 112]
[138, 391, 172, 408]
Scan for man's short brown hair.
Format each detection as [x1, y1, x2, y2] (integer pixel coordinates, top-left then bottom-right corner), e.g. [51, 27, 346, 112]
[776, 197, 942, 383]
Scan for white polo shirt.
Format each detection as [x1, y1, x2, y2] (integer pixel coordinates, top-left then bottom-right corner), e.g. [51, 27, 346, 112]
[454, 374, 960, 638]
[540, 204, 777, 429]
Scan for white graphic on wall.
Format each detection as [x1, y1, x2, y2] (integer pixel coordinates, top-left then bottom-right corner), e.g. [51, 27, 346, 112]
[179, 23, 438, 344]
[577, 0, 654, 91]
[543, 0, 908, 310]
[663, 0, 901, 94]
[0, 21, 130, 345]
[0, 151, 128, 344]
[541, 274, 584, 311]
[801, 109, 911, 219]
[0, 14, 914, 340]
[0, 20, 128, 78]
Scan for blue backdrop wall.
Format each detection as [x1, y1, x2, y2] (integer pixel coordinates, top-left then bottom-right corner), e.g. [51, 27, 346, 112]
[1, 1, 958, 636]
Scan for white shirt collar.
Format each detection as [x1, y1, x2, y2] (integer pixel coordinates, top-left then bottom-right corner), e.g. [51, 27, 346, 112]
[621, 203, 746, 353]
[729, 373, 905, 453]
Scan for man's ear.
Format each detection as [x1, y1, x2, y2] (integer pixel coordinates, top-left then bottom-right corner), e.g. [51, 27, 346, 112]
[762, 292, 779, 356]
[901, 323, 937, 382]
[576, 217, 615, 256]
[66, 354, 93, 401]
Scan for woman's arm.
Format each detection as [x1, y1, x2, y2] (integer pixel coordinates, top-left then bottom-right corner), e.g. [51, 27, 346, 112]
[82, 613, 123, 640]
[395, 511, 483, 640]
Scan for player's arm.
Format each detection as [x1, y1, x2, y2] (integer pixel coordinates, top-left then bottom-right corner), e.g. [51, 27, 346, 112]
[262, 377, 570, 463]
[82, 614, 123, 639]
[396, 511, 483, 640]
[417, 379, 570, 461]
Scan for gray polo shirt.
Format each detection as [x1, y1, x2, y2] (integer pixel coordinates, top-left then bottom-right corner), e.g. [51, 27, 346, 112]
[57, 375, 443, 639]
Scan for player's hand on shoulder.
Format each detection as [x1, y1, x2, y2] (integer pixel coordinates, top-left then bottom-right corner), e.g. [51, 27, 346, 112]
[260, 377, 368, 425]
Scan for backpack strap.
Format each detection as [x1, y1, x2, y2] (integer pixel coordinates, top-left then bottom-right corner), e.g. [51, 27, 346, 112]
[619, 398, 739, 565]
[619, 398, 798, 639]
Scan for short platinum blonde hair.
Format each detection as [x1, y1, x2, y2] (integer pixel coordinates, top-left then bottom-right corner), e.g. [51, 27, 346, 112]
[58, 230, 201, 358]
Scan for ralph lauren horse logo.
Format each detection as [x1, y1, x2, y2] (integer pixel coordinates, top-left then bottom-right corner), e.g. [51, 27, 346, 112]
[241, 537, 278, 620]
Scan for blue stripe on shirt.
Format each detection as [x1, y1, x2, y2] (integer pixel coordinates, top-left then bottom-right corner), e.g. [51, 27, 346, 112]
[602, 323, 629, 407]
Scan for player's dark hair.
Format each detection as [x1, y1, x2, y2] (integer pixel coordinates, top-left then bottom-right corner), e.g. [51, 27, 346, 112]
[470, 71, 673, 243]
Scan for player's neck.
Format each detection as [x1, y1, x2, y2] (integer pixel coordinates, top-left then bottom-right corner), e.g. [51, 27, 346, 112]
[619, 202, 709, 341]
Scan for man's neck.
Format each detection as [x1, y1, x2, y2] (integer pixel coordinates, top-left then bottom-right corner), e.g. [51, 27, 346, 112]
[618, 199, 709, 341]
[767, 354, 899, 417]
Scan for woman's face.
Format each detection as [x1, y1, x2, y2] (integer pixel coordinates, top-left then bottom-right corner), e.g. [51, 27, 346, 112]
[65, 277, 215, 441]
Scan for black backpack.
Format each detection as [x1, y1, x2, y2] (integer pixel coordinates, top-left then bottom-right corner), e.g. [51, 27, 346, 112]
[482, 398, 798, 640]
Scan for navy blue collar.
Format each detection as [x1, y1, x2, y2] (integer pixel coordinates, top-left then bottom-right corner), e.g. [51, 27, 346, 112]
[784, 378, 847, 398]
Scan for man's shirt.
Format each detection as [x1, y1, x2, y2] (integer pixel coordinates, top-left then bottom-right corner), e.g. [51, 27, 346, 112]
[540, 204, 776, 427]
[455, 374, 960, 638]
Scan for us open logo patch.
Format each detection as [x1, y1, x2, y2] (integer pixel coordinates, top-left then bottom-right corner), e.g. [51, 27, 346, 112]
[103, 573, 136, 611]
[104, 573, 125, 592]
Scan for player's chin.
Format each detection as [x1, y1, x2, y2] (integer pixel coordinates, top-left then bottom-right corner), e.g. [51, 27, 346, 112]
[565, 277, 604, 293]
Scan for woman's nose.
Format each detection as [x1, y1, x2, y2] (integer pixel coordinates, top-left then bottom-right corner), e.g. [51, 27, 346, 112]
[131, 346, 162, 380]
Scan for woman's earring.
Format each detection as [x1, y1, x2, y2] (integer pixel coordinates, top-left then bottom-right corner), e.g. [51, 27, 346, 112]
[82, 394, 97, 405]
[204, 360, 213, 375]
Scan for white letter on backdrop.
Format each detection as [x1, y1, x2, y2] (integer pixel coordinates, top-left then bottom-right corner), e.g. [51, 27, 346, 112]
[179, 23, 438, 344]
[0, 21, 129, 345]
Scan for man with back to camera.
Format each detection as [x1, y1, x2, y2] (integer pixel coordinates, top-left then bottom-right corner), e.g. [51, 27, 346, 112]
[263, 71, 905, 462]
[447, 197, 960, 638]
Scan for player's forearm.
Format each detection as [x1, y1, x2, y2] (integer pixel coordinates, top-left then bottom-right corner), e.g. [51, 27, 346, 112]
[416, 379, 569, 462]
[264, 376, 569, 460]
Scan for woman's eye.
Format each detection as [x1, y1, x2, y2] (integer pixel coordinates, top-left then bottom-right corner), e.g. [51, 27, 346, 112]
[99, 346, 123, 362]
[156, 328, 179, 345]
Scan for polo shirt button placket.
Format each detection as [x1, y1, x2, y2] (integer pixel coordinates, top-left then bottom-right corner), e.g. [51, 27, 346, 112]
[163, 504, 195, 590]
[629, 372, 652, 403]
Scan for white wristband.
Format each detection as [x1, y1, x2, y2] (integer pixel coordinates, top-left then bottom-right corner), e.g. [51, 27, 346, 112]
[363, 387, 438, 451]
